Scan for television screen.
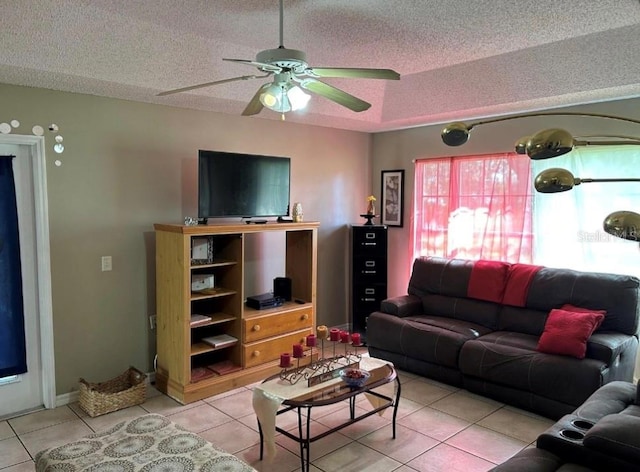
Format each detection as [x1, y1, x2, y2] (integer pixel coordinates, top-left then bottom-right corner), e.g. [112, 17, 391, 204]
[198, 150, 291, 219]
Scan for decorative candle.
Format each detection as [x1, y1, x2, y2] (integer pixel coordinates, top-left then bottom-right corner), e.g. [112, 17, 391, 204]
[279, 352, 292, 368]
[351, 332, 361, 345]
[340, 331, 350, 344]
[317, 325, 328, 340]
[306, 334, 317, 347]
[292, 343, 304, 358]
[329, 328, 340, 342]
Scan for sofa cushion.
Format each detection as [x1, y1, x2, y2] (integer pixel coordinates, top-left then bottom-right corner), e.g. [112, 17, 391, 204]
[583, 414, 640, 465]
[422, 293, 500, 330]
[498, 305, 548, 336]
[459, 337, 607, 407]
[490, 448, 595, 472]
[537, 309, 605, 359]
[472, 331, 539, 351]
[574, 380, 637, 422]
[537, 309, 604, 358]
[367, 312, 491, 368]
[525, 268, 640, 335]
[562, 304, 606, 328]
[408, 256, 473, 299]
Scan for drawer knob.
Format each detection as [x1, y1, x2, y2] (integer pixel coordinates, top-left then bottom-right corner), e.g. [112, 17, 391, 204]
[252, 324, 261, 332]
[301, 313, 309, 321]
[252, 350, 260, 357]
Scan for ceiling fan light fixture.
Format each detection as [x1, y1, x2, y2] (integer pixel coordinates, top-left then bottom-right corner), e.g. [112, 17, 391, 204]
[259, 81, 309, 113]
[287, 85, 310, 111]
[259, 83, 290, 112]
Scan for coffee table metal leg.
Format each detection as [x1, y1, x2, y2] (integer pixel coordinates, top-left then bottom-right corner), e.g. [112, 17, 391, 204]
[297, 406, 312, 472]
[349, 396, 356, 420]
[392, 376, 401, 439]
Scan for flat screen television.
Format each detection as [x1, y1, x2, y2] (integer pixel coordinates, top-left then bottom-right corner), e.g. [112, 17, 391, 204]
[198, 150, 291, 219]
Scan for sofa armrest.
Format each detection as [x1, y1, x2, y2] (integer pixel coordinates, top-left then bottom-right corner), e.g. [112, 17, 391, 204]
[587, 332, 636, 365]
[379, 295, 422, 318]
[583, 413, 640, 464]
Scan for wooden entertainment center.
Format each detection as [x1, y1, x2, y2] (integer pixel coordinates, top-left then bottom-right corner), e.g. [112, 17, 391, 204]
[153, 221, 318, 404]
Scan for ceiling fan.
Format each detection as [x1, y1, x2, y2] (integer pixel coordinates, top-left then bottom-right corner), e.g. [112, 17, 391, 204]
[157, 0, 400, 116]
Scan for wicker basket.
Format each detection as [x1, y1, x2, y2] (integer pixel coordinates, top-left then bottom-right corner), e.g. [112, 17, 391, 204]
[79, 366, 147, 417]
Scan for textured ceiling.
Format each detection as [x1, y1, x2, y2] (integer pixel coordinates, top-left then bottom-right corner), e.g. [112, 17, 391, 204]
[1, 0, 640, 132]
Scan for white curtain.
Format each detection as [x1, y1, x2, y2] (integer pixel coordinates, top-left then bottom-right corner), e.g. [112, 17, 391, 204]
[532, 146, 640, 278]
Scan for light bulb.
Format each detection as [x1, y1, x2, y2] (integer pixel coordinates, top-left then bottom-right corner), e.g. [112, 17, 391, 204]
[287, 86, 310, 111]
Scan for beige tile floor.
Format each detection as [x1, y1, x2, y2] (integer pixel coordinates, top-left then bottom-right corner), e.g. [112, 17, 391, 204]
[0, 370, 555, 472]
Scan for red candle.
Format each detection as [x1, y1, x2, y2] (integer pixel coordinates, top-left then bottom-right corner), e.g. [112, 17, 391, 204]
[306, 334, 317, 347]
[351, 333, 361, 345]
[292, 343, 304, 358]
[279, 352, 291, 368]
[340, 331, 350, 344]
[329, 328, 340, 342]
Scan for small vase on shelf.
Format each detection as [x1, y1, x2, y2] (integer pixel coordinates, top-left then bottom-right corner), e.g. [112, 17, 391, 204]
[360, 195, 378, 225]
[292, 202, 304, 222]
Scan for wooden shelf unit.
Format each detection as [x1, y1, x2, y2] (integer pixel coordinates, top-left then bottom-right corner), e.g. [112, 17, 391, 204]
[154, 221, 318, 404]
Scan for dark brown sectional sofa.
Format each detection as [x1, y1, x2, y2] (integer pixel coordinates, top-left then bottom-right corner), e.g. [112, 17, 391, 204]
[367, 256, 640, 419]
[493, 380, 640, 471]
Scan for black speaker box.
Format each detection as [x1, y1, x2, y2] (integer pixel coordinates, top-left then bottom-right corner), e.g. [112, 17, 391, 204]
[273, 277, 292, 301]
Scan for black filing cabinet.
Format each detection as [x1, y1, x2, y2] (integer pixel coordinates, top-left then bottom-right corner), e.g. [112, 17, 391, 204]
[350, 225, 388, 343]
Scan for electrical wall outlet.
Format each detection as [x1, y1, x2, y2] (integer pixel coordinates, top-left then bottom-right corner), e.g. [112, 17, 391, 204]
[149, 315, 157, 330]
[101, 256, 112, 271]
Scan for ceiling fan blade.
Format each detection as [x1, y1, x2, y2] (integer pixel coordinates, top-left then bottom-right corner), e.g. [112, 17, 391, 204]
[306, 67, 400, 80]
[299, 79, 371, 112]
[156, 74, 268, 96]
[242, 84, 269, 116]
[223, 58, 282, 73]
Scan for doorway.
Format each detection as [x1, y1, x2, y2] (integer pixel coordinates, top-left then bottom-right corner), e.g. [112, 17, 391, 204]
[0, 135, 55, 419]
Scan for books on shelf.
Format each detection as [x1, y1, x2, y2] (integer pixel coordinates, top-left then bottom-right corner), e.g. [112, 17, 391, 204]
[190, 367, 215, 382]
[208, 360, 242, 375]
[190, 314, 212, 327]
[201, 334, 237, 349]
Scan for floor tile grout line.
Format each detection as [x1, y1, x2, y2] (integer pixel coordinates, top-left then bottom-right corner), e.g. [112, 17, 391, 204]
[5, 380, 551, 472]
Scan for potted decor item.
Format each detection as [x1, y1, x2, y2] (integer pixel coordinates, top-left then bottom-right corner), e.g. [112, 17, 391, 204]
[360, 195, 378, 225]
[292, 202, 304, 222]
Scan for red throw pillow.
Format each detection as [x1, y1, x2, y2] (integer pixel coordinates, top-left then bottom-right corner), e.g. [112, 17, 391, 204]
[561, 304, 607, 330]
[537, 308, 605, 359]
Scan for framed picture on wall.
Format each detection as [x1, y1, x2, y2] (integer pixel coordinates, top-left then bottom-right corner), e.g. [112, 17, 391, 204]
[381, 169, 404, 227]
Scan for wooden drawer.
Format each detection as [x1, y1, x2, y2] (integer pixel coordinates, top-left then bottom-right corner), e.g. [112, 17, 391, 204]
[243, 329, 312, 368]
[243, 306, 313, 343]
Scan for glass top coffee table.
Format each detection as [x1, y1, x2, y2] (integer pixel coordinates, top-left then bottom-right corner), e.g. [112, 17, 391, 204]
[256, 358, 401, 472]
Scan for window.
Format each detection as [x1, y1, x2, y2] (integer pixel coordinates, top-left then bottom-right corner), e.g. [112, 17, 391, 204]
[532, 145, 640, 277]
[412, 153, 533, 263]
[412, 147, 640, 279]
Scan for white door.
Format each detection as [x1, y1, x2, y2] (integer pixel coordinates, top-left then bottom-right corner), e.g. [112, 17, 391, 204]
[0, 140, 53, 419]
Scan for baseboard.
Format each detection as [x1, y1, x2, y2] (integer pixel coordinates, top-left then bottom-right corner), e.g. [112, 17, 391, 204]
[55, 371, 156, 408]
[56, 391, 79, 407]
